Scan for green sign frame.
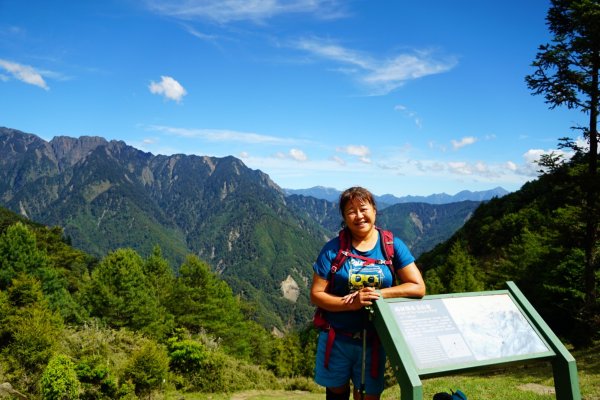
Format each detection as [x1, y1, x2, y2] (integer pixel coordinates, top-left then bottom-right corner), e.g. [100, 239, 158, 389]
[371, 281, 581, 400]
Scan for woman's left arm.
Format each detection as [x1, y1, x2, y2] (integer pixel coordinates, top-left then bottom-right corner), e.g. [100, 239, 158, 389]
[379, 262, 426, 299]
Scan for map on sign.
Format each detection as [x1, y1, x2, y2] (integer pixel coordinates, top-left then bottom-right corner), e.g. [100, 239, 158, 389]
[388, 294, 549, 370]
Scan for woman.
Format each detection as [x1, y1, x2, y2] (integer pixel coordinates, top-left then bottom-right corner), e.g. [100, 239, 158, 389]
[310, 186, 426, 400]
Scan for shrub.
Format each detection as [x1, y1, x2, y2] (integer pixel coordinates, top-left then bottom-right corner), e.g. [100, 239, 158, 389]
[122, 341, 169, 398]
[40, 354, 80, 400]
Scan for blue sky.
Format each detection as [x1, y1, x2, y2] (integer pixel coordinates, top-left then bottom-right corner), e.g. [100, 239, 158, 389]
[0, 0, 587, 197]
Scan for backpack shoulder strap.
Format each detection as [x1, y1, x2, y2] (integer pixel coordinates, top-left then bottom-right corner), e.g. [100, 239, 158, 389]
[331, 228, 351, 274]
[378, 227, 395, 261]
[376, 227, 396, 279]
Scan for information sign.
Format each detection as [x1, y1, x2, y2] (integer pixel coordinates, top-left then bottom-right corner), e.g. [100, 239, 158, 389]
[389, 294, 549, 371]
[371, 282, 581, 400]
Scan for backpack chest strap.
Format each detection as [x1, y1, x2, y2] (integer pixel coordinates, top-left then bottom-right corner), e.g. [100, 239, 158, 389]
[341, 250, 393, 266]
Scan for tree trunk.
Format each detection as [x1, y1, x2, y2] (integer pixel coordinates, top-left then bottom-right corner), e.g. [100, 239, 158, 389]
[584, 54, 599, 309]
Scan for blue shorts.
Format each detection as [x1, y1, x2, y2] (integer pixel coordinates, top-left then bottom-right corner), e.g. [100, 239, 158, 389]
[314, 330, 387, 395]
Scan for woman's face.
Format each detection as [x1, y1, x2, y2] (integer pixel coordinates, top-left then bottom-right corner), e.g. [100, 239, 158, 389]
[343, 199, 377, 238]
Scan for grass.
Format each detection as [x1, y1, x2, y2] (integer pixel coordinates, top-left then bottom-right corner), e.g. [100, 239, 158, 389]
[163, 342, 600, 400]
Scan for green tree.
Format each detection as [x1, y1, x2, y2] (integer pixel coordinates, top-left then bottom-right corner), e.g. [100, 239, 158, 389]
[142, 245, 174, 304]
[268, 334, 304, 378]
[41, 354, 80, 400]
[0, 222, 48, 289]
[526, 0, 600, 312]
[446, 241, 484, 293]
[2, 276, 63, 394]
[168, 255, 264, 359]
[423, 269, 445, 294]
[84, 248, 173, 339]
[122, 340, 169, 399]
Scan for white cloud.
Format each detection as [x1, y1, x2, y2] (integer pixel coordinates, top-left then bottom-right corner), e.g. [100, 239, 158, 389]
[331, 155, 346, 166]
[520, 148, 572, 176]
[336, 144, 371, 163]
[336, 144, 369, 157]
[293, 37, 457, 95]
[149, 76, 187, 102]
[148, 124, 302, 145]
[289, 148, 308, 161]
[447, 161, 472, 175]
[394, 104, 422, 128]
[523, 149, 544, 163]
[451, 136, 477, 150]
[0, 59, 49, 90]
[182, 24, 218, 41]
[145, 0, 346, 23]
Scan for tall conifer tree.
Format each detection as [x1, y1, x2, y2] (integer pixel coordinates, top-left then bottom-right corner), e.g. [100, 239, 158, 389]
[526, 0, 600, 311]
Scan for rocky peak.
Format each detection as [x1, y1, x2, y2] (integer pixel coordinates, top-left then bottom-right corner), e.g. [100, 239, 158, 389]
[50, 135, 109, 167]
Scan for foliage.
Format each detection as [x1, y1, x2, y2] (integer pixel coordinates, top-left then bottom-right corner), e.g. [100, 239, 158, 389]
[167, 331, 208, 375]
[0, 222, 48, 289]
[0, 209, 290, 398]
[0, 274, 64, 394]
[446, 241, 484, 293]
[83, 248, 173, 340]
[168, 255, 272, 360]
[418, 160, 599, 345]
[40, 354, 80, 400]
[122, 340, 170, 398]
[61, 324, 144, 400]
[526, 0, 600, 321]
[267, 327, 318, 378]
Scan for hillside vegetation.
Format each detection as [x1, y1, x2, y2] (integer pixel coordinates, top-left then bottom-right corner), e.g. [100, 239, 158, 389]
[418, 156, 600, 346]
[1, 157, 599, 398]
[0, 207, 318, 399]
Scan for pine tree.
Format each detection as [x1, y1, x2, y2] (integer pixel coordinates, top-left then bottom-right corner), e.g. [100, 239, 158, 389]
[526, 0, 600, 311]
[84, 248, 173, 339]
[446, 241, 484, 293]
[0, 222, 48, 289]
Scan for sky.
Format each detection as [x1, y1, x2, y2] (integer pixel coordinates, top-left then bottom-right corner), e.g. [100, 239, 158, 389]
[0, 0, 588, 197]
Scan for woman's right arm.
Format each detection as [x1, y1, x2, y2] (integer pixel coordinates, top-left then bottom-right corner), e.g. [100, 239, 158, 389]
[310, 273, 379, 312]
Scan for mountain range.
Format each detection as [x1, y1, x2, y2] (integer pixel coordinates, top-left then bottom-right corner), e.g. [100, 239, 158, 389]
[284, 185, 509, 205]
[0, 126, 481, 330]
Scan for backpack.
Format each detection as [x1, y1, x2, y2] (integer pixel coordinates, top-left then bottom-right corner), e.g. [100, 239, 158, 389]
[433, 390, 467, 400]
[313, 226, 396, 330]
[313, 227, 397, 377]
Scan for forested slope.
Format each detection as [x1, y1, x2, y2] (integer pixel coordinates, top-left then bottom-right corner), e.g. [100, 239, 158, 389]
[0, 206, 317, 399]
[418, 159, 599, 346]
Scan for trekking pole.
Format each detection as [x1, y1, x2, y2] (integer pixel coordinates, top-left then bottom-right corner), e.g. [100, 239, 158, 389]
[360, 325, 367, 400]
[360, 305, 371, 400]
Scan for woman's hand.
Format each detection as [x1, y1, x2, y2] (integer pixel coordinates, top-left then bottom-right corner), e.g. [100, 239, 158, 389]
[341, 287, 380, 309]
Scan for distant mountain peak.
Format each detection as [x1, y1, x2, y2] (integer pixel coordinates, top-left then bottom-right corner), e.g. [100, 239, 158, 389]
[284, 186, 509, 205]
[50, 135, 111, 167]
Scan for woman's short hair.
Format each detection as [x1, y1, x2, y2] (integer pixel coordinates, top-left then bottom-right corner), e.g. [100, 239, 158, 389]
[338, 186, 377, 217]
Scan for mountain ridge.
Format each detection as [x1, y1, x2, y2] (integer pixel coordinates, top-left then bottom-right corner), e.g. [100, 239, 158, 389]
[0, 126, 329, 330]
[0, 126, 481, 329]
[284, 185, 509, 205]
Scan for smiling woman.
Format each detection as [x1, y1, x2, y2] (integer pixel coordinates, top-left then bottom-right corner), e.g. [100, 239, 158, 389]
[309, 186, 425, 400]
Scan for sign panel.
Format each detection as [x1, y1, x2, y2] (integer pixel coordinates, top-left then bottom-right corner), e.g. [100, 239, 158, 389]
[388, 293, 549, 371]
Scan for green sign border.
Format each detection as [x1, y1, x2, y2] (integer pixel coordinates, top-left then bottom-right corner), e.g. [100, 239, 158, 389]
[371, 281, 581, 400]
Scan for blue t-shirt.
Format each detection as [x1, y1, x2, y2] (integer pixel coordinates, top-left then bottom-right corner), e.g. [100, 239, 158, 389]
[313, 231, 415, 332]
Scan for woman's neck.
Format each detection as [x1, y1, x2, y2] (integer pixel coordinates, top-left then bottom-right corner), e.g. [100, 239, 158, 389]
[351, 228, 378, 251]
